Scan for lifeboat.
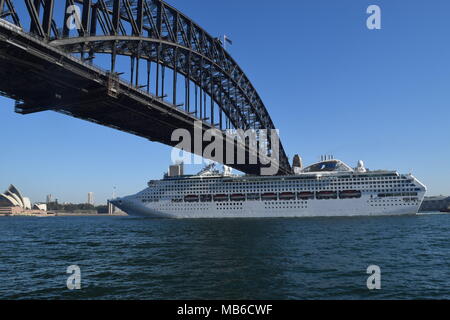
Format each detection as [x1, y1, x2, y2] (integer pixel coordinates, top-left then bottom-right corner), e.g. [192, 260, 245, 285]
[200, 195, 212, 202]
[261, 193, 278, 200]
[316, 191, 338, 200]
[246, 193, 260, 201]
[339, 190, 362, 199]
[298, 192, 314, 200]
[230, 194, 245, 201]
[279, 192, 296, 200]
[214, 194, 229, 202]
[184, 195, 199, 202]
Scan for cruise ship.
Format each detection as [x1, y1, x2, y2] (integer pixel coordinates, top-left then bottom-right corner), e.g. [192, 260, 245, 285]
[111, 157, 427, 218]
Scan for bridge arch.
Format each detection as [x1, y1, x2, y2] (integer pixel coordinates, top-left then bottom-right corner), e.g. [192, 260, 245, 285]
[0, 0, 292, 174]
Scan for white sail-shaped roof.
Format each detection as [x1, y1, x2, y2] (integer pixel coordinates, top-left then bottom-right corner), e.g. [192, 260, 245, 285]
[0, 185, 27, 208]
[5, 190, 23, 207]
[7, 185, 25, 206]
[23, 197, 32, 210]
[0, 193, 20, 207]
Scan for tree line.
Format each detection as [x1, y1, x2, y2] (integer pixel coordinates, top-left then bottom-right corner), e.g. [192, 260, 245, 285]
[47, 202, 108, 213]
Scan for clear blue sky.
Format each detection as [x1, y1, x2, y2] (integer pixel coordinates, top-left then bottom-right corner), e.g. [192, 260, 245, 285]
[1, 0, 449, 204]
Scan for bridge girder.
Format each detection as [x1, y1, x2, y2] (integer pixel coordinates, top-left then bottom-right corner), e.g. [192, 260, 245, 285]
[0, 0, 292, 175]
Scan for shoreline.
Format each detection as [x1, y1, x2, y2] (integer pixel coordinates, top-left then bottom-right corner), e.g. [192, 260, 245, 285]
[1, 211, 448, 218]
[0, 213, 128, 217]
[55, 212, 128, 217]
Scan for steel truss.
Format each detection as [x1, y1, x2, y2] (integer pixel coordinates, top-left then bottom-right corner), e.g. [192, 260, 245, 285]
[0, 0, 292, 174]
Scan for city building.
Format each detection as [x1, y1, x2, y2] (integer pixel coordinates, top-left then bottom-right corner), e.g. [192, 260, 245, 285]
[168, 163, 184, 177]
[87, 192, 94, 205]
[46, 194, 52, 203]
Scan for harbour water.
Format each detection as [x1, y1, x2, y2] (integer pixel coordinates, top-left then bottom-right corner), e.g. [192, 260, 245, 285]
[0, 214, 449, 300]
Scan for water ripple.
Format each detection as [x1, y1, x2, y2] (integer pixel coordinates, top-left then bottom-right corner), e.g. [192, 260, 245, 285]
[0, 215, 449, 299]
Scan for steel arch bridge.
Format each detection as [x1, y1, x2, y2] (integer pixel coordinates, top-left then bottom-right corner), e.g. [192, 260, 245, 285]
[0, 0, 292, 175]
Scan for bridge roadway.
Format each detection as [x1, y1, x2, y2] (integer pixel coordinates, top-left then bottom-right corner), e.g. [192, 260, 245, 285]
[0, 20, 291, 175]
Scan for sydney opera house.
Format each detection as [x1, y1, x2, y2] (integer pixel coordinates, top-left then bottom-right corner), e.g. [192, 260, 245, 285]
[0, 185, 47, 215]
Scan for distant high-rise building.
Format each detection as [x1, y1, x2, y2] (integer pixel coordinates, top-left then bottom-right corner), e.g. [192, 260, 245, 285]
[87, 192, 94, 205]
[168, 162, 184, 177]
[46, 194, 52, 203]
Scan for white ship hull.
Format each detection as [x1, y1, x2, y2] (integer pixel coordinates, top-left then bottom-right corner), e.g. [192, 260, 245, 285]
[113, 193, 425, 219]
[112, 159, 427, 219]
